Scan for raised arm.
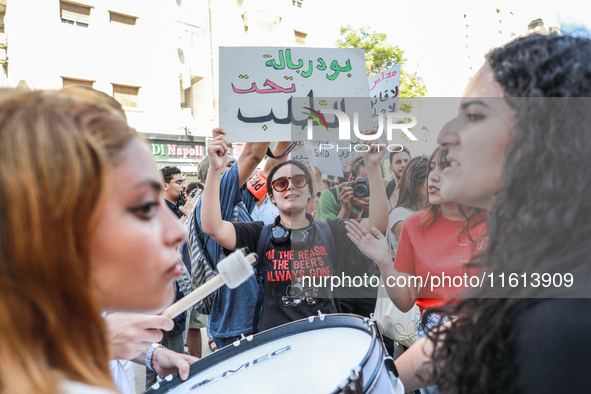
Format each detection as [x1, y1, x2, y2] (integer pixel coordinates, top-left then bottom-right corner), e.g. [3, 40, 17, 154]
[359, 138, 388, 233]
[345, 220, 418, 312]
[261, 141, 292, 178]
[200, 132, 237, 251]
[178, 192, 198, 225]
[237, 142, 270, 187]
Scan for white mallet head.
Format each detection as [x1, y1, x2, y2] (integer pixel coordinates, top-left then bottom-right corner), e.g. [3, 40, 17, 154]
[217, 249, 256, 289]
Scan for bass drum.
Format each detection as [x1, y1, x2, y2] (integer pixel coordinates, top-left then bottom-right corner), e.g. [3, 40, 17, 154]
[145, 314, 405, 394]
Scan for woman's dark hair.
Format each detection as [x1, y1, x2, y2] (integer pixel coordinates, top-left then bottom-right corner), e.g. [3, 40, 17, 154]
[394, 155, 429, 212]
[266, 160, 314, 199]
[426, 34, 591, 393]
[350, 157, 365, 179]
[185, 181, 203, 196]
[418, 147, 447, 231]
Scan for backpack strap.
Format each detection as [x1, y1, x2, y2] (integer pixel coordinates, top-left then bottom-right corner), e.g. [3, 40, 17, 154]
[184, 206, 217, 314]
[252, 224, 273, 334]
[386, 179, 397, 200]
[328, 186, 342, 215]
[192, 208, 214, 266]
[329, 185, 340, 204]
[315, 221, 341, 313]
[316, 221, 336, 261]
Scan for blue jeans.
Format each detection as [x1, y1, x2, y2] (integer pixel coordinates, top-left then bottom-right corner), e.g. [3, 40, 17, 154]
[213, 332, 252, 350]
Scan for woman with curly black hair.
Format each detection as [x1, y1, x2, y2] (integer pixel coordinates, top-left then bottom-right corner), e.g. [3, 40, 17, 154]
[347, 33, 591, 393]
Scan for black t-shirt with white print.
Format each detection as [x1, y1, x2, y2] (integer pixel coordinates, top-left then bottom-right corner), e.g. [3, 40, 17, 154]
[231, 216, 359, 332]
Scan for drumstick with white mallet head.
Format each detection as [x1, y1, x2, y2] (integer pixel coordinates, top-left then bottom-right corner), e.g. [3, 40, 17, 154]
[162, 249, 256, 319]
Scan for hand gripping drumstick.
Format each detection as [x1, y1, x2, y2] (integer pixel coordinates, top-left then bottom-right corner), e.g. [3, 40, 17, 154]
[162, 250, 256, 319]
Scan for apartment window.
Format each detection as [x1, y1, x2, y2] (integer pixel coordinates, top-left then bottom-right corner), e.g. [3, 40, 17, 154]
[178, 22, 203, 52]
[0, 6, 5, 35]
[180, 86, 192, 109]
[109, 11, 137, 26]
[292, 0, 303, 8]
[256, 11, 281, 33]
[242, 12, 248, 33]
[62, 77, 93, 88]
[295, 30, 307, 45]
[113, 84, 139, 108]
[60, 1, 91, 28]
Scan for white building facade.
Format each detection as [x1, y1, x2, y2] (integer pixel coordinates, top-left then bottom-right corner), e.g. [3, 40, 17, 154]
[2, 0, 316, 172]
[3, 0, 217, 173]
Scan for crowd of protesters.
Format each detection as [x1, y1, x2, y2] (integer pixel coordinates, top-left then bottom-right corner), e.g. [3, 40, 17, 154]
[1, 33, 590, 394]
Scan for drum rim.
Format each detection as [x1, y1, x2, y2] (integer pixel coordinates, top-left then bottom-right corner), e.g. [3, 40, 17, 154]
[144, 314, 379, 394]
[331, 321, 385, 394]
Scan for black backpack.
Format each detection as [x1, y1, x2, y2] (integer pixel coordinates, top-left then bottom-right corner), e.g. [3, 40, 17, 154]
[251, 221, 339, 333]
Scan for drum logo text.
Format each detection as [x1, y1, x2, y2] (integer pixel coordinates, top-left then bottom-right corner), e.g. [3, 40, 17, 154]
[189, 345, 291, 390]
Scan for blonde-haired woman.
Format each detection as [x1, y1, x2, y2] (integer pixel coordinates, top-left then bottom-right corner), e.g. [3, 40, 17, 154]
[0, 90, 187, 393]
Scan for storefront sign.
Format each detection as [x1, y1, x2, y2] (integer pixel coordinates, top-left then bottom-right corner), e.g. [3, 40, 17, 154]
[151, 143, 205, 160]
[144, 133, 207, 175]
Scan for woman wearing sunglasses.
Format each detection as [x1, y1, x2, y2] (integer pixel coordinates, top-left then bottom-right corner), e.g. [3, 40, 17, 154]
[201, 135, 388, 333]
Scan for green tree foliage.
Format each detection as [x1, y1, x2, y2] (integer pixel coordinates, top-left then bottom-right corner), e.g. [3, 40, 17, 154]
[336, 25, 427, 98]
[400, 71, 428, 98]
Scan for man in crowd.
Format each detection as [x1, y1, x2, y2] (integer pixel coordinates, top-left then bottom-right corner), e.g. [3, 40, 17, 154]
[316, 158, 370, 222]
[161, 166, 197, 224]
[162, 166, 185, 216]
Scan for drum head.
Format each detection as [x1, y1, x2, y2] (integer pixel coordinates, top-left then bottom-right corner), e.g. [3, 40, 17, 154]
[145, 315, 376, 394]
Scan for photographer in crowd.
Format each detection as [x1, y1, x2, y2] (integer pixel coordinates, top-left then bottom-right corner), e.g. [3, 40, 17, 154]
[315, 157, 380, 317]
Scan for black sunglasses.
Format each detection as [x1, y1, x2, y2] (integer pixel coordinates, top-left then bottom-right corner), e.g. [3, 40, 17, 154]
[271, 174, 309, 192]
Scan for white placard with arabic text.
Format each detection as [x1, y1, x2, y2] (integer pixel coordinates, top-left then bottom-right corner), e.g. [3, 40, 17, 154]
[289, 141, 344, 177]
[219, 47, 369, 142]
[368, 65, 401, 128]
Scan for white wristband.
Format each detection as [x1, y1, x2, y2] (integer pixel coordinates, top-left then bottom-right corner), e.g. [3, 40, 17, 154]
[145, 343, 165, 372]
